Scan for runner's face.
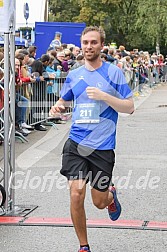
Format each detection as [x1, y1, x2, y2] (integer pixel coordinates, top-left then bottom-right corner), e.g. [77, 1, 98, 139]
[81, 31, 103, 62]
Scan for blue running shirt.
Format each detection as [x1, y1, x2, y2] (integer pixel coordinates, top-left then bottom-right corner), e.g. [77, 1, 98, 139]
[61, 62, 132, 150]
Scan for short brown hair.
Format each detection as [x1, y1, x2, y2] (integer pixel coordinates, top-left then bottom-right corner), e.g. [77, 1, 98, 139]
[81, 26, 105, 43]
[28, 46, 37, 54]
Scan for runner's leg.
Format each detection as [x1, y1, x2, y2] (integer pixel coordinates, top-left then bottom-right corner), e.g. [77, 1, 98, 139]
[69, 179, 88, 246]
[91, 187, 113, 209]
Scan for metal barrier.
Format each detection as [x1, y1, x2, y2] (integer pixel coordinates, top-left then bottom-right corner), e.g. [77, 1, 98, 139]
[162, 65, 167, 82]
[16, 73, 68, 127]
[0, 73, 69, 143]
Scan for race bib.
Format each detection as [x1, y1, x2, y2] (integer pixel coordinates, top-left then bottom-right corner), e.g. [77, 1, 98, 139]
[75, 103, 100, 123]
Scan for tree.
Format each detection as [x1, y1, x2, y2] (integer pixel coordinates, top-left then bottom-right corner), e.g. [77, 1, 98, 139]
[48, 0, 167, 53]
[48, 0, 81, 22]
[135, 0, 167, 53]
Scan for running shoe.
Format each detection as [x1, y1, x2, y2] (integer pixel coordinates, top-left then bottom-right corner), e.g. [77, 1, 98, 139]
[78, 247, 91, 252]
[20, 122, 34, 130]
[108, 186, 121, 221]
[21, 128, 31, 134]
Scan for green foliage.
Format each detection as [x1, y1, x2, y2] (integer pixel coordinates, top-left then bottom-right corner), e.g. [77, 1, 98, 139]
[48, 0, 167, 53]
[18, 27, 33, 31]
[48, 0, 81, 22]
[136, 0, 167, 44]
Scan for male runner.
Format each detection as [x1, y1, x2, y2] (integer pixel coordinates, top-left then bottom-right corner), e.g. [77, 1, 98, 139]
[50, 26, 134, 252]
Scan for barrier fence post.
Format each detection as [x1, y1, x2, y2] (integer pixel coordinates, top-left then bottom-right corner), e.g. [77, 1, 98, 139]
[4, 32, 10, 211]
[0, 0, 16, 214]
[10, 32, 16, 208]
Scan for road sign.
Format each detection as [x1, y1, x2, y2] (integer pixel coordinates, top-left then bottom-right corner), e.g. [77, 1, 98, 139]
[24, 2, 29, 20]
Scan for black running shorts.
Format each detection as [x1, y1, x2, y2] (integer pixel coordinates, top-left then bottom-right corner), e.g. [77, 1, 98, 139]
[60, 138, 115, 192]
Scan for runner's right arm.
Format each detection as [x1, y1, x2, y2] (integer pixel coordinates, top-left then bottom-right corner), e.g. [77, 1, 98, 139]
[49, 98, 71, 116]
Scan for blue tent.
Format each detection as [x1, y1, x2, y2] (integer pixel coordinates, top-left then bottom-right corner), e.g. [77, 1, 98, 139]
[0, 36, 31, 46]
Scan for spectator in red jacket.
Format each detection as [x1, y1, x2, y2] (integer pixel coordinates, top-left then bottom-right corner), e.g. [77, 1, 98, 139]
[15, 58, 34, 135]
